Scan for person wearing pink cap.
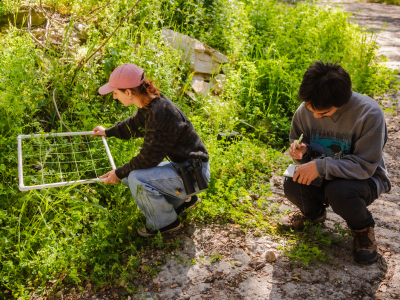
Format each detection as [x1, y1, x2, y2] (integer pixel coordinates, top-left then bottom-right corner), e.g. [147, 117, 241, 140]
[92, 63, 210, 237]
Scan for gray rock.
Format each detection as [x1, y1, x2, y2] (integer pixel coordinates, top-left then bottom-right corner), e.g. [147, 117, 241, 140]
[231, 260, 243, 268]
[74, 23, 89, 40]
[162, 28, 228, 75]
[232, 248, 251, 266]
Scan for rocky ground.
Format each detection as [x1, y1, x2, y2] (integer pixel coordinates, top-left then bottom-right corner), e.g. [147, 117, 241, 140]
[61, 1, 400, 299]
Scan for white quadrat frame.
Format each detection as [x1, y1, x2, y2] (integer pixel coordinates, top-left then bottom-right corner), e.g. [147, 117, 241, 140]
[18, 131, 116, 191]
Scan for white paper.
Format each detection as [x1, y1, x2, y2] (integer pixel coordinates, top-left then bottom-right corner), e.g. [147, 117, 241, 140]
[283, 164, 297, 177]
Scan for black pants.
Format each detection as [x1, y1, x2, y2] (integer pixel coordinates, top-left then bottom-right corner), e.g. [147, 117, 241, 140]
[283, 177, 378, 230]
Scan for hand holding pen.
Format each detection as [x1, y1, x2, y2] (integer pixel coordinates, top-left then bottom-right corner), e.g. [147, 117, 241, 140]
[289, 134, 307, 160]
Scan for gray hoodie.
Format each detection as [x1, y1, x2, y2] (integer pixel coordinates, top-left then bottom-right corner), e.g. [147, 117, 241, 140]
[290, 91, 391, 196]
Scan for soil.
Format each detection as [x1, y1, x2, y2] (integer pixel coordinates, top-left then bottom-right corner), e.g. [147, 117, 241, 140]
[55, 1, 400, 299]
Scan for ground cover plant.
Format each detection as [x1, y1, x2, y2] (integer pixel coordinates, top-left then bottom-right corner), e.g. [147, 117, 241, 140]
[357, 0, 400, 5]
[0, 0, 398, 298]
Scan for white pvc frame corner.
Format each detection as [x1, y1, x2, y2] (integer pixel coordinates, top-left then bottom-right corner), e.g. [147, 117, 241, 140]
[18, 131, 116, 191]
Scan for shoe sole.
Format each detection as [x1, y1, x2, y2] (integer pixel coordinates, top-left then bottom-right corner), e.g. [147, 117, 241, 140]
[354, 252, 379, 265]
[185, 197, 201, 212]
[177, 197, 201, 215]
[277, 220, 325, 232]
[137, 223, 183, 237]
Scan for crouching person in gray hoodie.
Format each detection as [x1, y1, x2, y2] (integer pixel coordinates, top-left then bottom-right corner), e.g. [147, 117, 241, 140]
[279, 61, 391, 265]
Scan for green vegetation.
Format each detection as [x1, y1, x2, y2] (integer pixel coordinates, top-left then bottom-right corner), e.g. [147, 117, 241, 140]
[357, 0, 400, 6]
[278, 222, 350, 266]
[0, 0, 397, 298]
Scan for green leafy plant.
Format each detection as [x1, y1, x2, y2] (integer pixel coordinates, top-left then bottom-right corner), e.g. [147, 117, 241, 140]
[278, 222, 350, 266]
[0, 0, 396, 298]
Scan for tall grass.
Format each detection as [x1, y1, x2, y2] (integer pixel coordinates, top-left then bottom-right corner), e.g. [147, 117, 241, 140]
[232, 1, 396, 145]
[0, 0, 397, 298]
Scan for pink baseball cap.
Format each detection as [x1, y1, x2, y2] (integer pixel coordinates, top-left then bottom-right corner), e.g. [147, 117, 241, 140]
[99, 63, 145, 95]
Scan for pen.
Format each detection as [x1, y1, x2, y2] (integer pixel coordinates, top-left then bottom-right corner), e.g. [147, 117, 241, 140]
[297, 134, 303, 147]
[292, 134, 303, 152]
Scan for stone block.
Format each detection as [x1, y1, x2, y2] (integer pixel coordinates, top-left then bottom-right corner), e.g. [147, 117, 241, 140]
[191, 78, 211, 95]
[211, 74, 226, 94]
[162, 28, 228, 75]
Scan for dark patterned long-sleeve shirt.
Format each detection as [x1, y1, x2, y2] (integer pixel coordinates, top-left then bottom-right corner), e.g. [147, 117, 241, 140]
[105, 94, 209, 179]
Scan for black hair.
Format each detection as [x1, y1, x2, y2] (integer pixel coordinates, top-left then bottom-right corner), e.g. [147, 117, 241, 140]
[298, 61, 352, 111]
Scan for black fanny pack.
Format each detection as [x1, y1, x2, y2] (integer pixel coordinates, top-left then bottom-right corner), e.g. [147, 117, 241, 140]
[177, 160, 208, 195]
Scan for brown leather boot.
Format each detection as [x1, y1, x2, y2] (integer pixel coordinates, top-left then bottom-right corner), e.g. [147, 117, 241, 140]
[277, 209, 326, 231]
[352, 227, 378, 264]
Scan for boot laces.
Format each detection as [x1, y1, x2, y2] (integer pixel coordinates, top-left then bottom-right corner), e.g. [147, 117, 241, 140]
[356, 230, 372, 248]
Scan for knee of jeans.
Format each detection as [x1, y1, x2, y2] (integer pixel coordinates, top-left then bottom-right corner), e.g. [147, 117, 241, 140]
[325, 180, 356, 208]
[128, 170, 141, 186]
[121, 177, 129, 187]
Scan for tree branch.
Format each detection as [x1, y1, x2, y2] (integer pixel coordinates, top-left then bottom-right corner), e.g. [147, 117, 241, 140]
[71, 0, 143, 85]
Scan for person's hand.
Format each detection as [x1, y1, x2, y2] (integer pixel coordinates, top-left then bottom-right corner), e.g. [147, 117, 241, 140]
[91, 126, 106, 137]
[293, 161, 319, 185]
[289, 140, 307, 160]
[100, 169, 120, 184]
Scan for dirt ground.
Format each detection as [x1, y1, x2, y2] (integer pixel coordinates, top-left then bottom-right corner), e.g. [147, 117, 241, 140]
[59, 1, 400, 300]
[321, 0, 400, 70]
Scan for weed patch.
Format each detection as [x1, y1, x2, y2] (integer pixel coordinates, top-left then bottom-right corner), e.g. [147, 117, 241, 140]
[278, 222, 350, 266]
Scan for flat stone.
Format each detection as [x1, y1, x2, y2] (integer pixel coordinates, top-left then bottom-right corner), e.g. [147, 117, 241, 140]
[233, 261, 243, 267]
[190, 77, 210, 95]
[162, 28, 228, 75]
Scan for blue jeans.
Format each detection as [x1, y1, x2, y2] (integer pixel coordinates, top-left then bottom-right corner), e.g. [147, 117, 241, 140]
[122, 160, 211, 230]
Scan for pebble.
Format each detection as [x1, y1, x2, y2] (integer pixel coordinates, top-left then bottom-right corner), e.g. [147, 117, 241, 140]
[233, 261, 243, 267]
[265, 251, 276, 262]
[170, 284, 178, 288]
[55, 291, 63, 298]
